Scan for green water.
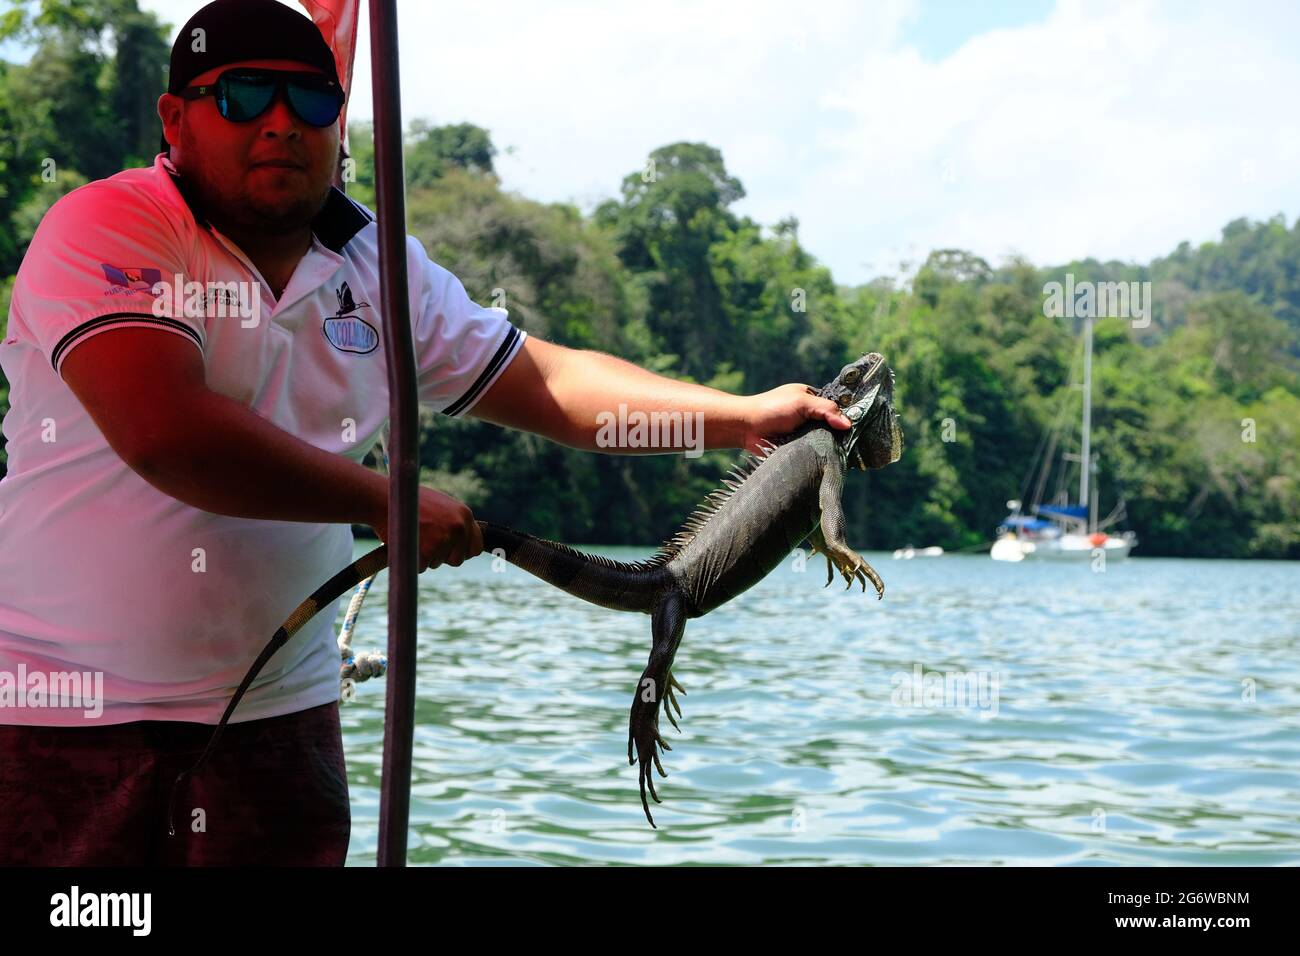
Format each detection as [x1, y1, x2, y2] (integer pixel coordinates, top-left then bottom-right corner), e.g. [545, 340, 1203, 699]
[336, 542, 1300, 865]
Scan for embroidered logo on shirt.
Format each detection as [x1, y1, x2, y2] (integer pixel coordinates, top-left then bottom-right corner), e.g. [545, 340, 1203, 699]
[322, 281, 378, 354]
[102, 264, 163, 296]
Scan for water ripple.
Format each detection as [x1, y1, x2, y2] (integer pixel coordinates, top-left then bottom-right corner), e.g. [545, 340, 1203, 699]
[337, 548, 1300, 865]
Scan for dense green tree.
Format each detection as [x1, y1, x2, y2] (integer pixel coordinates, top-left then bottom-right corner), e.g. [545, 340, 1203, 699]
[404, 120, 495, 188]
[0, 0, 168, 282]
[0, 0, 169, 180]
[708, 215, 850, 392]
[109, 5, 170, 167]
[595, 142, 744, 381]
[0, 59, 36, 273]
[1152, 215, 1300, 343]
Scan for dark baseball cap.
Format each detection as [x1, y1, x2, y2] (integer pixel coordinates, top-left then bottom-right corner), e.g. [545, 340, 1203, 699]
[159, 0, 339, 156]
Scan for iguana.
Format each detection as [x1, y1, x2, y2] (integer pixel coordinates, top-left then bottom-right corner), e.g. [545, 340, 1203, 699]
[480, 351, 904, 826]
[170, 352, 902, 834]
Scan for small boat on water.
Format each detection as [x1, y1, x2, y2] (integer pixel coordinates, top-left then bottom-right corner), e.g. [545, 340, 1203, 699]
[892, 545, 945, 560]
[990, 515, 1136, 562]
[991, 314, 1138, 563]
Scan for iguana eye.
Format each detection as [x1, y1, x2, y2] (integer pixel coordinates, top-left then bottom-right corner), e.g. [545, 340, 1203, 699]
[842, 367, 860, 384]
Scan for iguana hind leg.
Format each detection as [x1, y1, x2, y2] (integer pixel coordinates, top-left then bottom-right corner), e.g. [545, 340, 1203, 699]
[805, 526, 836, 587]
[817, 462, 885, 599]
[627, 590, 687, 828]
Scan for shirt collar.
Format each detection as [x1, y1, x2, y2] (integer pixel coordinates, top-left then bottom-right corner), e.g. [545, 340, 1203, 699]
[158, 153, 373, 254]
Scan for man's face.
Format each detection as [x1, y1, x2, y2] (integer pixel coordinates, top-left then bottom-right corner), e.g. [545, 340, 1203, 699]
[158, 58, 340, 235]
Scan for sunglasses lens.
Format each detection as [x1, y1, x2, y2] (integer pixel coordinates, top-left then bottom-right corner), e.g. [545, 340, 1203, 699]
[219, 74, 277, 121]
[286, 81, 344, 127]
[211, 71, 342, 126]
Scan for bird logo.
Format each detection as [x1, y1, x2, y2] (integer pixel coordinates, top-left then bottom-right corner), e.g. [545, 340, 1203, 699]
[323, 281, 378, 354]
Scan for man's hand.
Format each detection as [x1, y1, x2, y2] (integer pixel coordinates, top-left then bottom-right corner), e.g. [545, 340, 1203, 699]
[370, 486, 484, 573]
[739, 383, 851, 455]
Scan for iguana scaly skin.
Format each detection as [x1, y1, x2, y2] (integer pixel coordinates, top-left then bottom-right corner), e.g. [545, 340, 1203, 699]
[482, 352, 904, 826]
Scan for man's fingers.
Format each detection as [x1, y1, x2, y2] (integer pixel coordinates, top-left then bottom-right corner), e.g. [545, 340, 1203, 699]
[429, 515, 483, 569]
[788, 383, 849, 429]
[818, 399, 851, 428]
[444, 540, 468, 568]
[427, 536, 454, 571]
[440, 513, 480, 568]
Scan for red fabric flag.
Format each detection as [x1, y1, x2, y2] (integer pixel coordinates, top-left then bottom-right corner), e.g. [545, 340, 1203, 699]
[297, 0, 361, 149]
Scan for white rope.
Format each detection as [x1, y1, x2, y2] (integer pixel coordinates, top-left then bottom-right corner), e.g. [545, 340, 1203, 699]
[341, 649, 387, 681]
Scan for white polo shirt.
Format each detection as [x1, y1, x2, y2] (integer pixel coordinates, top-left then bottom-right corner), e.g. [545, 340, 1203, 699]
[0, 152, 526, 727]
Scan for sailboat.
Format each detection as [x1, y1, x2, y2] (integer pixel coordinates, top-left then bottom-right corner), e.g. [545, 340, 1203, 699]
[990, 315, 1138, 562]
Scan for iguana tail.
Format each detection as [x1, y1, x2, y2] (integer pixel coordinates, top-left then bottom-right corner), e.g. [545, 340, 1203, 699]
[479, 521, 670, 615]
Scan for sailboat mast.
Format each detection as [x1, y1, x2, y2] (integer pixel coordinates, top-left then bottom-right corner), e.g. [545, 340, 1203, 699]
[1079, 315, 1093, 528]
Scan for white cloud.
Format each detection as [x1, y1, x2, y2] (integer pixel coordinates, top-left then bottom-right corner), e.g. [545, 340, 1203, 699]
[809, 0, 1300, 280]
[142, 0, 1300, 284]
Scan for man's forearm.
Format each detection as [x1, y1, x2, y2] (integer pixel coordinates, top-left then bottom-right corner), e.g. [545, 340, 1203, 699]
[131, 389, 388, 529]
[469, 336, 848, 456]
[546, 347, 749, 453]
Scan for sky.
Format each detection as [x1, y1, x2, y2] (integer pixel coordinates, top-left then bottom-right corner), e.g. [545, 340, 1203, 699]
[14, 0, 1300, 285]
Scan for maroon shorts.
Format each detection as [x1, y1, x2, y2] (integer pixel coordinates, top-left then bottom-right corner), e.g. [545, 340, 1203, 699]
[0, 701, 350, 866]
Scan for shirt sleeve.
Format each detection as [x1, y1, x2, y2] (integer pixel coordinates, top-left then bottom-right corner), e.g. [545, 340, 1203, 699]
[409, 236, 527, 417]
[8, 182, 206, 379]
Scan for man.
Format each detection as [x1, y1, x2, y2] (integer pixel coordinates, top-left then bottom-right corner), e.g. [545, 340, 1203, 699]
[0, 0, 850, 865]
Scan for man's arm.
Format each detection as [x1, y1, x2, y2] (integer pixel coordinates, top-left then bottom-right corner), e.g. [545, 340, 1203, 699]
[61, 329, 480, 569]
[62, 329, 389, 527]
[468, 336, 851, 454]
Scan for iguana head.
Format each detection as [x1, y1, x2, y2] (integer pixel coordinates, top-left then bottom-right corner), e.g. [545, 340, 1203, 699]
[819, 352, 903, 470]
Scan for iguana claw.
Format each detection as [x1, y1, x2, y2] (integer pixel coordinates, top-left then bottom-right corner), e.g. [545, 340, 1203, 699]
[629, 669, 680, 828]
[664, 676, 684, 731]
[825, 548, 885, 600]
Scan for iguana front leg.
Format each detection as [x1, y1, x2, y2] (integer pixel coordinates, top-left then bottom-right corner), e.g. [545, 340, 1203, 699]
[816, 460, 885, 599]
